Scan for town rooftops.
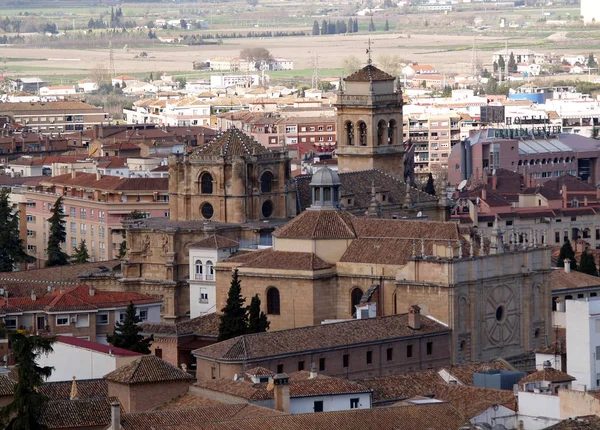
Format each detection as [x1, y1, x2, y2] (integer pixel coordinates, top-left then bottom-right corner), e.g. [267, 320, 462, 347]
[192, 127, 270, 157]
[40, 397, 120, 429]
[193, 313, 450, 362]
[0, 101, 103, 113]
[546, 416, 600, 429]
[104, 355, 194, 385]
[344, 64, 395, 82]
[519, 368, 575, 387]
[140, 313, 220, 338]
[551, 268, 600, 292]
[55, 336, 143, 357]
[225, 248, 333, 271]
[39, 172, 168, 192]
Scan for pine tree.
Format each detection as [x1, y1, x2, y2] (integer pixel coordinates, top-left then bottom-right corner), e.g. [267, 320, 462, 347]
[508, 51, 517, 73]
[107, 302, 152, 354]
[384, 19, 389, 31]
[247, 294, 269, 334]
[218, 269, 248, 341]
[579, 250, 598, 276]
[0, 190, 34, 272]
[348, 18, 354, 33]
[368, 17, 375, 32]
[72, 239, 90, 264]
[312, 20, 320, 36]
[46, 196, 68, 267]
[424, 173, 436, 196]
[0, 332, 55, 429]
[557, 240, 577, 269]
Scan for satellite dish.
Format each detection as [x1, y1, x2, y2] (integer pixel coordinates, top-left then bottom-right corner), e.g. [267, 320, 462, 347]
[417, 211, 423, 217]
[458, 179, 468, 191]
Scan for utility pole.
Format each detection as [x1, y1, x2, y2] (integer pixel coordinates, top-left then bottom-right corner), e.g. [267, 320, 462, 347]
[109, 41, 116, 79]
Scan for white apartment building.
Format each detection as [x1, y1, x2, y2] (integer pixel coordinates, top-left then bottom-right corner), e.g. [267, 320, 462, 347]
[124, 99, 211, 127]
[566, 297, 600, 391]
[188, 235, 239, 318]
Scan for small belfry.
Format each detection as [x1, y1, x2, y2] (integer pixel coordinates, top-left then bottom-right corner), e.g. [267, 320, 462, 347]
[335, 41, 405, 179]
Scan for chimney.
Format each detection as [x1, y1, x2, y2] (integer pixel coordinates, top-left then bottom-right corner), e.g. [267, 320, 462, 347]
[585, 196, 588, 207]
[562, 184, 568, 208]
[110, 401, 121, 430]
[492, 173, 498, 191]
[309, 363, 317, 380]
[564, 258, 571, 273]
[30, 291, 36, 301]
[596, 187, 600, 200]
[96, 172, 101, 181]
[273, 373, 290, 413]
[71, 170, 76, 179]
[481, 188, 487, 201]
[408, 305, 421, 330]
[89, 286, 95, 296]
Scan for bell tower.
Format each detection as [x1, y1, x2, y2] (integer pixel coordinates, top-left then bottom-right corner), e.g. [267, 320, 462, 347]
[335, 58, 404, 179]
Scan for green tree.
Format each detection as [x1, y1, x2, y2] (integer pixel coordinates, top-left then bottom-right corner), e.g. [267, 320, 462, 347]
[218, 269, 248, 342]
[557, 240, 577, 269]
[347, 18, 354, 33]
[321, 19, 328, 35]
[0, 190, 34, 272]
[46, 196, 68, 267]
[312, 20, 320, 35]
[107, 302, 152, 354]
[508, 51, 517, 73]
[368, 17, 375, 31]
[72, 239, 90, 264]
[247, 294, 269, 334]
[588, 53, 597, 71]
[579, 250, 598, 276]
[0, 332, 55, 430]
[441, 85, 452, 97]
[424, 173, 436, 196]
[493, 61, 499, 73]
[498, 56, 506, 73]
[354, 18, 358, 33]
[384, 19, 389, 31]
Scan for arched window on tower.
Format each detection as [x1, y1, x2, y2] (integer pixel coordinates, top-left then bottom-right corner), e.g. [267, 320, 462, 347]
[388, 119, 397, 145]
[345, 121, 354, 146]
[358, 121, 367, 146]
[194, 259, 203, 280]
[377, 120, 387, 146]
[261, 171, 274, 193]
[267, 287, 280, 314]
[200, 172, 213, 194]
[206, 261, 214, 280]
[350, 288, 363, 315]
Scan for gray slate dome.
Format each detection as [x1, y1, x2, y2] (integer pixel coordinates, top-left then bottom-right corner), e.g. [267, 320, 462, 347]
[310, 166, 340, 187]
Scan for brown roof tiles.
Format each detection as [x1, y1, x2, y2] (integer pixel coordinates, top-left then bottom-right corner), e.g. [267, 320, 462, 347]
[104, 355, 194, 385]
[188, 234, 240, 249]
[344, 65, 395, 82]
[519, 368, 575, 387]
[193, 127, 270, 157]
[140, 313, 220, 337]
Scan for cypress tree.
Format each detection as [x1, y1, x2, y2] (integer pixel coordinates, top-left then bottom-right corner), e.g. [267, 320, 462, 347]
[107, 302, 152, 354]
[354, 18, 359, 33]
[368, 17, 375, 32]
[384, 19, 389, 31]
[424, 173, 436, 196]
[579, 250, 598, 276]
[218, 269, 248, 341]
[312, 20, 320, 36]
[321, 19, 328, 35]
[508, 51, 517, 73]
[557, 240, 577, 269]
[498, 56, 506, 73]
[348, 18, 354, 33]
[0, 190, 34, 272]
[0, 332, 55, 429]
[72, 239, 90, 264]
[46, 196, 68, 267]
[247, 294, 269, 334]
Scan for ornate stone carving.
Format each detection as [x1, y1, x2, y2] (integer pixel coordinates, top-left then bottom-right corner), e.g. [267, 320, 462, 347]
[484, 284, 519, 347]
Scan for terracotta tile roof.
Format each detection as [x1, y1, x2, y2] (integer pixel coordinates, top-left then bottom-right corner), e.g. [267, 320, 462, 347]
[0, 260, 120, 289]
[246, 366, 273, 376]
[193, 127, 270, 157]
[40, 397, 120, 429]
[193, 314, 449, 362]
[152, 402, 469, 430]
[104, 355, 194, 385]
[273, 210, 357, 239]
[121, 404, 283, 430]
[40, 172, 168, 192]
[238, 249, 332, 271]
[4, 101, 103, 113]
[344, 65, 395, 82]
[140, 313, 220, 337]
[546, 416, 600, 429]
[551, 268, 600, 292]
[157, 393, 225, 410]
[522, 186, 563, 200]
[359, 370, 443, 404]
[433, 384, 516, 418]
[519, 368, 575, 387]
[440, 361, 515, 386]
[188, 234, 239, 249]
[295, 169, 437, 213]
[39, 378, 107, 400]
[0, 375, 14, 396]
[544, 175, 597, 193]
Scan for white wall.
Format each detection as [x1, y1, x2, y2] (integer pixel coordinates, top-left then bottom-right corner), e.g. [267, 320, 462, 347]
[189, 246, 235, 318]
[38, 341, 119, 382]
[566, 299, 600, 391]
[289, 393, 371, 414]
[518, 392, 562, 430]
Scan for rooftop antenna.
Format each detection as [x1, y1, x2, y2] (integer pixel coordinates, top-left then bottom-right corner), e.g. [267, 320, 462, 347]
[109, 41, 116, 79]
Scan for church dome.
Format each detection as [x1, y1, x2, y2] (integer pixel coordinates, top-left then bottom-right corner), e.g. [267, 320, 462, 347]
[310, 166, 340, 187]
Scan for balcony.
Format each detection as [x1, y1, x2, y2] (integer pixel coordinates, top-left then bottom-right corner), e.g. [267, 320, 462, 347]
[206, 274, 214, 281]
